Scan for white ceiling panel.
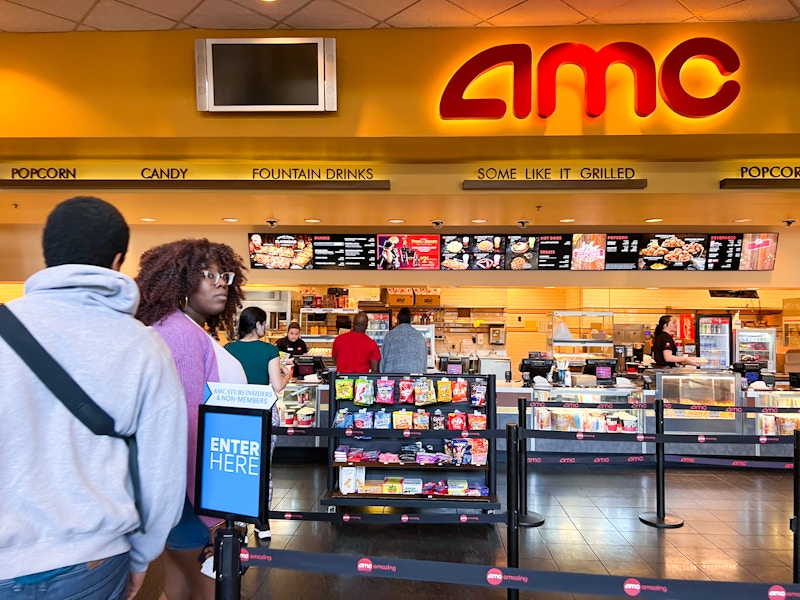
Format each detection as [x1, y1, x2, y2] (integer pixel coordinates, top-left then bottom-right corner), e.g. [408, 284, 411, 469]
[184, 0, 278, 30]
[387, 0, 481, 28]
[447, 0, 529, 21]
[702, 0, 800, 21]
[10, 0, 95, 21]
[82, 0, 176, 31]
[594, 0, 695, 24]
[122, 0, 203, 22]
[336, 0, 419, 23]
[487, 0, 585, 27]
[233, 0, 314, 22]
[0, 0, 74, 32]
[282, 0, 378, 29]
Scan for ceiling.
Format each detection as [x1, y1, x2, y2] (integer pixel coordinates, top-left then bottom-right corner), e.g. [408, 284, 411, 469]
[1, 0, 799, 230]
[1, 0, 799, 32]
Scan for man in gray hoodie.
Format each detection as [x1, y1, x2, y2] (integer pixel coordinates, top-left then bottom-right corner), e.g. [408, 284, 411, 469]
[0, 197, 188, 599]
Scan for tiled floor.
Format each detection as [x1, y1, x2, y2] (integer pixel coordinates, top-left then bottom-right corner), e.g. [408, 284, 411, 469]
[140, 460, 797, 599]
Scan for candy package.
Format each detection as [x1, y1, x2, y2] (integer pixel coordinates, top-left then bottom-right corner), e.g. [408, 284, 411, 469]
[448, 410, 467, 430]
[467, 411, 487, 430]
[335, 377, 354, 400]
[375, 379, 395, 404]
[431, 409, 446, 430]
[354, 409, 373, 429]
[452, 378, 468, 403]
[399, 379, 415, 404]
[413, 409, 430, 430]
[437, 379, 453, 403]
[333, 409, 353, 428]
[392, 409, 413, 429]
[373, 409, 391, 429]
[353, 377, 375, 407]
[470, 379, 487, 407]
[414, 378, 437, 406]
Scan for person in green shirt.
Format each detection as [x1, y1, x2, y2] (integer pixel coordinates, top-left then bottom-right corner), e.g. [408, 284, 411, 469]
[225, 306, 292, 542]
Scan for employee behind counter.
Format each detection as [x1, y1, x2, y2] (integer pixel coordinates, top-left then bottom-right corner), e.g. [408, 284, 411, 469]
[275, 321, 308, 357]
[652, 314, 698, 368]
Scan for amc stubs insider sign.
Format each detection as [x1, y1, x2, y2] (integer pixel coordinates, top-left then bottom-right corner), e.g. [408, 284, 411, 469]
[196, 406, 268, 521]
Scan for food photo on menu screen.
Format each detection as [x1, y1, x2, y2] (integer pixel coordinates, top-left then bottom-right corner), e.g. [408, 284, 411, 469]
[571, 234, 606, 270]
[637, 234, 707, 271]
[249, 233, 314, 269]
[376, 234, 440, 270]
[441, 235, 505, 270]
[504, 235, 538, 270]
[739, 233, 778, 270]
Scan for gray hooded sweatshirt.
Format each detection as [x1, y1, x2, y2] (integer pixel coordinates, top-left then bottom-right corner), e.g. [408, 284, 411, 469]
[0, 265, 188, 578]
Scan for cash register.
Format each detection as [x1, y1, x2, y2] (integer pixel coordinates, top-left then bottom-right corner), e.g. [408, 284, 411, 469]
[518, 357, 553, 386]
[583, 358, 618, 386]
[293, 355, 329, 380]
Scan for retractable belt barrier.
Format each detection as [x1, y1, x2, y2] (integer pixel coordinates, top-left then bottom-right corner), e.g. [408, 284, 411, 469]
[265, 509, 506, 525]
[237, 546, 800, 599]
[275, 425, 505, 439]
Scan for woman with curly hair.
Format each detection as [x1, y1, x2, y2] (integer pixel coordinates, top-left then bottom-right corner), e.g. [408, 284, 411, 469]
[135, 238, 247, 600]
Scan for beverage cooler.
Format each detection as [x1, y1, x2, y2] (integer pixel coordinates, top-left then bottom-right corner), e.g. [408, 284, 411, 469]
[364, 310, 392, 348]
[734, 328, 777, 371]
[411, 324, 437, 369]
[696, 314, 732, 369]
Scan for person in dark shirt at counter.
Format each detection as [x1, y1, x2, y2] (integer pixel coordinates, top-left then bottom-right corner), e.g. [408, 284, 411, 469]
[652, 314, 698, 367]
[275, 321, 308, 357]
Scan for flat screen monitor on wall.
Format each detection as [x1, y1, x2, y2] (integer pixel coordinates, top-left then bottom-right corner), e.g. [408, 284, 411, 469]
[195, 37, 337, 112]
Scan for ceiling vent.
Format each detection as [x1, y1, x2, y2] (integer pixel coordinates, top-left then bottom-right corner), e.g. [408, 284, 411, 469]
[708, 290, 759, 299]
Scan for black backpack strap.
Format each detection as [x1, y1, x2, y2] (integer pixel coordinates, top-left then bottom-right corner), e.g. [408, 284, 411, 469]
[0, 304, 145, 532]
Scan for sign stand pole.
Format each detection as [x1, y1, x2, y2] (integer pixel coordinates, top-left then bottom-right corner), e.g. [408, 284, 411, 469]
[215, 520, 241, 600]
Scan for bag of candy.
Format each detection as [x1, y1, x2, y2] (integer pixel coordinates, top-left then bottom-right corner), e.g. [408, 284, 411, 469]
[448, 410, 467, 430]
[353, 377, 375, 407]
[452, 378, 468, 403]
[414, 378, 437, 406]
[333, 409, 354, 428]
[375, 379, 395, 404]
[335, 377, 354, 400]
[373, 409, 391, 429]
[413, 409, 430, 430]
[431, 409, 446, 430]
[399, 378, 415, 404]
[437, 379, 453, 403]
[470, 379, 487, 407]
[392, 409, 413, 429]
[467, 411, 487, 430]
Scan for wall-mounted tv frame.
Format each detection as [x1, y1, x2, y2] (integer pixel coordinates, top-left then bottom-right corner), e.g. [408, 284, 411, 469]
[195, 37, 337, 112]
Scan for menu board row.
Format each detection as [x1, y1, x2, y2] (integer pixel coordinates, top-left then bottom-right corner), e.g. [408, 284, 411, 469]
[248, 233, 778, 271]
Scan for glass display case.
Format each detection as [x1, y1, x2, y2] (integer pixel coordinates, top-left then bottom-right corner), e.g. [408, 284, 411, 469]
[529, 386, 647, 454]
[656, 370, 741, 435]
[734, 327, 777, 371]
[749, 390, 800, 436]
[276, 382, 321, 448]
[549, 311, 615, 364]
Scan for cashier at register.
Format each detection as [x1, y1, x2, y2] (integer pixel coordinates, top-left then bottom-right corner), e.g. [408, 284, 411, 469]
[275, 321, 308, 357]
[652, 315, 698, 367]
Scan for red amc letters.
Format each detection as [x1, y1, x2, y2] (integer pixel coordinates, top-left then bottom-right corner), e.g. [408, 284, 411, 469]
[440, 37, 740, 120]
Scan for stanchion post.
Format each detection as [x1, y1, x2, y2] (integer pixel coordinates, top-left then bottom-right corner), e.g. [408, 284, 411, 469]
[792, 430, 800, 583]
[639, 398, 684, 529]
[517, 397, 544, 528]
[214, 520, 242, 600]
[506, 423, 520, 600]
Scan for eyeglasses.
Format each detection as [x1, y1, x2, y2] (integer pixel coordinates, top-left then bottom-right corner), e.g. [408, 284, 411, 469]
[201, 270, 235, 286]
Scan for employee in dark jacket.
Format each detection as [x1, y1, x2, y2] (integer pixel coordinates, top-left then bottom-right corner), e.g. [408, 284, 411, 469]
[275, 321, 308, 356]
[652, 315, 698, 367]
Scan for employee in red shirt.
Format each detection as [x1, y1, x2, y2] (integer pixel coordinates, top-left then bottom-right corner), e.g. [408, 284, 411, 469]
[332, 311, 381, 373]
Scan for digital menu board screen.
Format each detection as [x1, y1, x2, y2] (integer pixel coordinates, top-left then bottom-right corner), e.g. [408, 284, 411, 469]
[604, 235, 641, 270]
[537, 235, 572, 270]
[249, 233, 314, 269]
[637, 234, 707, 271]
[739, 233, 778, 271]
[571, 234, 606, 270]
[376, 234, 440, 270]
[505, 235, 538, 270]
[706, 235, 743, 271]
[312, 234, 377, 270]
[441, 234, 505, 270]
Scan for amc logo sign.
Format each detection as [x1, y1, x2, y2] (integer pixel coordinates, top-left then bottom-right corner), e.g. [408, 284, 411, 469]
[440, 37, 739, 120]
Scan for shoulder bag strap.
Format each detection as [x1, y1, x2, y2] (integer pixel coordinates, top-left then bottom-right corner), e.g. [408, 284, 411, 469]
[0, 303, 145, 532]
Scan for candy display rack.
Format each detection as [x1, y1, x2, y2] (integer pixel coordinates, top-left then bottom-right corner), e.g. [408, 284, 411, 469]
[321, 372, 500, 512]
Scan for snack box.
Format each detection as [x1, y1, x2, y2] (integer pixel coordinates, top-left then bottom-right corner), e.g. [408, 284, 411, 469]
[381, 288, 413, 306]
[339, 466, 356, 494]
[447, 479, 469, 496]
[403, 478, 423, 495]
[358, 480, 383, 494]
[382, 476, 404, 495]
[413, 288, 441, 306]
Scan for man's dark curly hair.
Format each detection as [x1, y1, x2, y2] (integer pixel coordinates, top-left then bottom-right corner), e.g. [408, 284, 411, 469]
[135, 238, 247, 336]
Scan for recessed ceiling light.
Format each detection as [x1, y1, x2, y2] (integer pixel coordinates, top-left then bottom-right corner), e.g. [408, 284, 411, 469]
[558, 218, 576, 223]
[471, 219, 488, 224]
[543, 286, 557, 289]
[644, 218, 663, 223]
[732, 218, 752, 223]
[221, 217, 239, 223]
[139, 217, 156, 223]
[646, 287, 660, 290]
[388, 218, 405, 224]
[304, 218, 321, 224]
